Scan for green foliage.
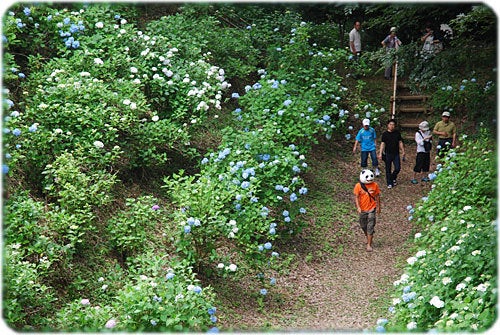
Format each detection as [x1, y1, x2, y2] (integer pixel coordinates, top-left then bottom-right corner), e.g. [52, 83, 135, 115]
[54, 255, 217, 332]
[3, 243, 58, 330]
[43, 152, 116, 210]
[430, 77, 496, 123]
[449, 5, 497, 43]
[380, 130, 497, 332]
[107, 196, 163, 256]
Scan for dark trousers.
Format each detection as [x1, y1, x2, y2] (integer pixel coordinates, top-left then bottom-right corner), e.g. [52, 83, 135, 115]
[383, 153, 401, 186]
[360, 150, 379, 168]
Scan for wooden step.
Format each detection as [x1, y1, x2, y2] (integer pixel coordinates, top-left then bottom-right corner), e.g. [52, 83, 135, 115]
[399, 123, 420, 129]
[398, 106, 430, 113]
[391, 95, 430, 102]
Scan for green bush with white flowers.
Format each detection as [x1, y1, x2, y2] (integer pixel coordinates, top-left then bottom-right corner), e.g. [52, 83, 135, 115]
[376, 130, 497, 332]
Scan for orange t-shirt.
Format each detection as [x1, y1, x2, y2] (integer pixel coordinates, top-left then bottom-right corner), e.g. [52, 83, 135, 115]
[353, 182, 380, 212]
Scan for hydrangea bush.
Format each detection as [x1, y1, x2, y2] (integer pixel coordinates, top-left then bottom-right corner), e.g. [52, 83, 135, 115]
[377, 130, 497, 332]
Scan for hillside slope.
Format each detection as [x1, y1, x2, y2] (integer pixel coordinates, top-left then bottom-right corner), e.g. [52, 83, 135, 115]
[213, 137, 433, 331]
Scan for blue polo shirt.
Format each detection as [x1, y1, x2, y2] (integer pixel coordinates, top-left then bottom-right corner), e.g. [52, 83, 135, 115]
[356, 127, 377, 151]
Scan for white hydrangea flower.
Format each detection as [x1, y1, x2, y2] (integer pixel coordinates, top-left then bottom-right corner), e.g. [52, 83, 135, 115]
[429, 296, 445, 308]
[93, 140, 104, 149]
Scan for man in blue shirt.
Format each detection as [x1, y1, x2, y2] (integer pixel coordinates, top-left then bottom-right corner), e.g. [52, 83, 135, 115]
[353, 118, 380, 176]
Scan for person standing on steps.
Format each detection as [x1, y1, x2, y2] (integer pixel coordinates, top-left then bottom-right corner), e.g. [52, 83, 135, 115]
[381, 27, 402, 80]
[353, 169, 381, 252]
[433, 111, 457, 158]
[411, 121, 433, 184]
[378, 119, 405, 189]
[353, 118, 381, 177]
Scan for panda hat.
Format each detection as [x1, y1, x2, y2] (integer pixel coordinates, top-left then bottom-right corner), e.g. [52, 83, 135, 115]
[359, 169, 375, 184]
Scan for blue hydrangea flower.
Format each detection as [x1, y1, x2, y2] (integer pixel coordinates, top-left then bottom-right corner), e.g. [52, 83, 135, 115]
[290, 193, 297, 202]
[12, 128, 21, 136]
[208, 307, 217, 315]
[264, 242, 272, 250]
[260, 288, 267, 295]
[207, 327, 219, 333]
[282, 210, 289, 217]
[184, 225, 191, 233]
[270, 277, 276, 285]
[2, 164, 9, 174]
[210, 315, 218, 323]
[166, 272, 175, 280]
[299, 207, 306, 214]
[193, 286, 202, 294]
[241, 181, 250, 189]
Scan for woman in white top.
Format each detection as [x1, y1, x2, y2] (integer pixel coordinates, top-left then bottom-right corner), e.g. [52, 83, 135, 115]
[411, 121, 433, 184]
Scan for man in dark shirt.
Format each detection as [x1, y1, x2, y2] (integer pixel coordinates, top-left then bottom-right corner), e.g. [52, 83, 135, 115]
[377, 119, 406, 189]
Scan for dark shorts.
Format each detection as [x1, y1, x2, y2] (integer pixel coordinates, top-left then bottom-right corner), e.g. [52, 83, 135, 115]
[359, 210, 376, 235]
[413, 152, 430, 173]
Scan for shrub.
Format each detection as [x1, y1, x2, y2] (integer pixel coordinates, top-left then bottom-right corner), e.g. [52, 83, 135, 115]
[379, 130, 497, 332]
[3, 243, 57, 330]
[107, 196, 164, 257]
[55, 255, 218, 332]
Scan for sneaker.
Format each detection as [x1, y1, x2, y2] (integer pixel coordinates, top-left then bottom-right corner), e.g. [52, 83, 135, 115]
[375, 168, 381, 177]
[387, 185, 392, 189]
[393, 180, 397, 186]
[366, 245, 373, 252]
[411, 179, 418, 184]
[421, 177, 430, 182]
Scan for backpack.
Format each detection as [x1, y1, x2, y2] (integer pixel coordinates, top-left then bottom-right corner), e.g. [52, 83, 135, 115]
[418, 131, 432, 152]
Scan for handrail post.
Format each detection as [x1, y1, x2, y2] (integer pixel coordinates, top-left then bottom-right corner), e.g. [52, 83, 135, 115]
[392, 59, 398, 119]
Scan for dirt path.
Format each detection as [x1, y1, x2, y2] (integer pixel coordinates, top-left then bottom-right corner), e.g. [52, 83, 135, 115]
[272, 140, 434, 331]
[216, 139, 435, 331]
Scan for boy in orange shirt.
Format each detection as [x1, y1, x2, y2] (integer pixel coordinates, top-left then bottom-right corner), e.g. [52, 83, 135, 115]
[353, 169, 381, 252]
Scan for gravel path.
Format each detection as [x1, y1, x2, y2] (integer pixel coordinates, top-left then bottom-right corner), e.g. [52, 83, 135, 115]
[216, 140, 435, 331]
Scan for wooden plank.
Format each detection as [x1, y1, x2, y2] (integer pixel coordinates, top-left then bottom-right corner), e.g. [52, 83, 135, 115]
[393, 95, 430, 101]
[399, 123, 420, 128]
[398, 106, 429, 113]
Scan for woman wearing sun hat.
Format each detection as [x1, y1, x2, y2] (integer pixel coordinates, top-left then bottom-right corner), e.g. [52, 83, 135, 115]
[433, 111, 457, 158]
[411, 121, 433, 184]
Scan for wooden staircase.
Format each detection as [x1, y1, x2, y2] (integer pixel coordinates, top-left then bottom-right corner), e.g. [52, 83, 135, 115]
[391, 82, 432, 139]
